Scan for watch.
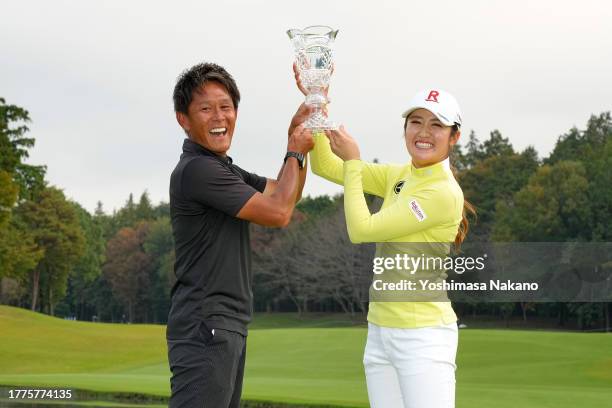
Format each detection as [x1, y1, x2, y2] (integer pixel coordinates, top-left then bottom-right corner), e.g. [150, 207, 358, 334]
[284, 151, 305, 169]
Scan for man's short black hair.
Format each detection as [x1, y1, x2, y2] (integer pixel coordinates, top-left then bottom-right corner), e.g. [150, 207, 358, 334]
[173, 62, 241, 114]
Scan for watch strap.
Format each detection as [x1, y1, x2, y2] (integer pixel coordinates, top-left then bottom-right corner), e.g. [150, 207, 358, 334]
[284, 151, 305, 169]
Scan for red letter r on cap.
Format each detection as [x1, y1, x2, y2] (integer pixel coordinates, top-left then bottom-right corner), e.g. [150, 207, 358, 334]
[426, 90, 439, 103]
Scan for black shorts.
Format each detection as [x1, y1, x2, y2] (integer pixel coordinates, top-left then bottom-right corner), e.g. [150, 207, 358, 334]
[167, 322, 247, 408]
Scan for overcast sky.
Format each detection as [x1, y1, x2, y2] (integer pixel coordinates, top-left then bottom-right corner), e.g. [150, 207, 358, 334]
[2, 0, 611, 214]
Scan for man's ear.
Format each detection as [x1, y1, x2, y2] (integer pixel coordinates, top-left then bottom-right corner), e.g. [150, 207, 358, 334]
[176, 112, 190, 133]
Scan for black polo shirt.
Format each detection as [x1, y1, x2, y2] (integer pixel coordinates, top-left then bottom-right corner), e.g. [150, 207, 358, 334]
[167, 138, 267, 339]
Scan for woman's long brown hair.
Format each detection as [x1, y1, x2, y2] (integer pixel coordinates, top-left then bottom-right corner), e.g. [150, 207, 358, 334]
[449, 125, 477, 250]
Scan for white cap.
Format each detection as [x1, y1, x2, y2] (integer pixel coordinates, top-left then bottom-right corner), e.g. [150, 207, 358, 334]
[401, 88, 462, 127]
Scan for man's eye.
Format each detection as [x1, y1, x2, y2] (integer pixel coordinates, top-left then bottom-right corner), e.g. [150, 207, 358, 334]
[202, 107, 210, 111]
[410, 120, 421, 124]
[432, 123, 442, 127]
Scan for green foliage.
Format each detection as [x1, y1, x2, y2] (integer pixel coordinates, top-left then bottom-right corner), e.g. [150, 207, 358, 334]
[0, 97, 46, 200]
[463, 130, 483, 166]
[493, 161, 591, 241]
[296, 194, 338, 218]
[454, 130, 517, 170]
[143, 217, 174, 261]
[135, 191, 155, 221]
[102, 222, 153, 322]
[0, 220, 43, 280]
[0, 170, 18, 226]
[546, 113, 612, 239]
[100, 192, 157, 239]
[143, 217, 175, 322]
[481, 129, 515, 157]
[458, 148, 539, 238]
[71, 203, 106, 283]
[0, 97, 32, 174]
[54, 203, 106, 319]
[546, 112, 612, 166]
[15, 187, 86, 313]
[505, 111, 612, 241]
[587, 137, 612, 240]
[49, 194, 173, 322]
[0, 99, 47, 282]
[153, 201, 170, 219]
[450, 141, 468, 172]
[115, 193, 137, 230]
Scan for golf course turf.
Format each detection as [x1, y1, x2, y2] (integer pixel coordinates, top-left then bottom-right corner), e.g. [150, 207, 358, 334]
[0, 306, 610, 407]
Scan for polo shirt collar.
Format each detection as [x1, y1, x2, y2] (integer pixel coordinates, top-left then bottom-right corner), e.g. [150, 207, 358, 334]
[182, 138, 233, 165]
[410, 157, 451, 178]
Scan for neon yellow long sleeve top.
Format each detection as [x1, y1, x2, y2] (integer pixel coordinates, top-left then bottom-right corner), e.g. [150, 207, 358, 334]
[310, 132, 463, 328]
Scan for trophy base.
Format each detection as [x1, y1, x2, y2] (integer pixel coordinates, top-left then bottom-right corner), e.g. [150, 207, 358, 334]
[305, 123, 338, 131]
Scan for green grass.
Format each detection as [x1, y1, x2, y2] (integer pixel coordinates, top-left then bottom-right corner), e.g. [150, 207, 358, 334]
[1, 306, 611, 407]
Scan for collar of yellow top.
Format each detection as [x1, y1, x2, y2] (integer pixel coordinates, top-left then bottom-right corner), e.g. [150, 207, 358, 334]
[410, 157, 451, 178]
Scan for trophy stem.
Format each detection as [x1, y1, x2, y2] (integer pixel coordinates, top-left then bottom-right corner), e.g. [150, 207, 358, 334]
[305, 88, 327, 106]
[305, 105, 336, 131]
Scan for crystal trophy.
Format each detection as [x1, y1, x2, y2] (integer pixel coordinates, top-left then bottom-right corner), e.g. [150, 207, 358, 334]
[287, 25, 338, 130]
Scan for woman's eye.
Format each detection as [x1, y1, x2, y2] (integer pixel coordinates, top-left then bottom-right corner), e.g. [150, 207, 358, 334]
[432, 123, 442, 128]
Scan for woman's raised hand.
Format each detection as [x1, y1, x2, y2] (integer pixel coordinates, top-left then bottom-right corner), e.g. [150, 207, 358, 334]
[325, 125, 361, 161]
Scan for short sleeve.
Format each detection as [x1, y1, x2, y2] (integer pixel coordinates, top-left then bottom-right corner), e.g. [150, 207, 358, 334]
[231, 164, 268, 193]
[181, 158, 260, 216]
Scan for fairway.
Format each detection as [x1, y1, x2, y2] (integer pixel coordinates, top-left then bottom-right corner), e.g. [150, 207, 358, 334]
[0, 306, 611, 407]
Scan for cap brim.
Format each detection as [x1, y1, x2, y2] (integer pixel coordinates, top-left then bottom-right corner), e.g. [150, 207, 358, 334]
[401, 107, 418, 118]
[401, 106, 455, 127]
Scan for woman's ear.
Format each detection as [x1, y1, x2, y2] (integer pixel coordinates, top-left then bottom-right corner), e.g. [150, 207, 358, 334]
[450, 130, 461, 146]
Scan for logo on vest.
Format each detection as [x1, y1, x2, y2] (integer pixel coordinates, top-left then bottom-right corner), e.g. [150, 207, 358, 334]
[409, 199, 427, 222]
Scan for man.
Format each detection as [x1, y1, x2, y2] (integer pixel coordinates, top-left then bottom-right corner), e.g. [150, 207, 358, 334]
[167, 62, 313, 407]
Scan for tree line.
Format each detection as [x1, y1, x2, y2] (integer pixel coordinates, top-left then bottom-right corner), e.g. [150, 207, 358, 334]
[1, 97, 610, 330]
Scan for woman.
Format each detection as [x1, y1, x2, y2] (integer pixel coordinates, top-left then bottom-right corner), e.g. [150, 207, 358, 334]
[303, 80, 474, 407]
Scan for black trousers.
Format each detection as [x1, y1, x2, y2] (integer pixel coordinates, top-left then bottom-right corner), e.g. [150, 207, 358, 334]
[167, 323, 247, 408]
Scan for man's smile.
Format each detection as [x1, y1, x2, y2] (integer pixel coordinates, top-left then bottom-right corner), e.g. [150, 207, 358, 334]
[209, 127, 228, 137]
